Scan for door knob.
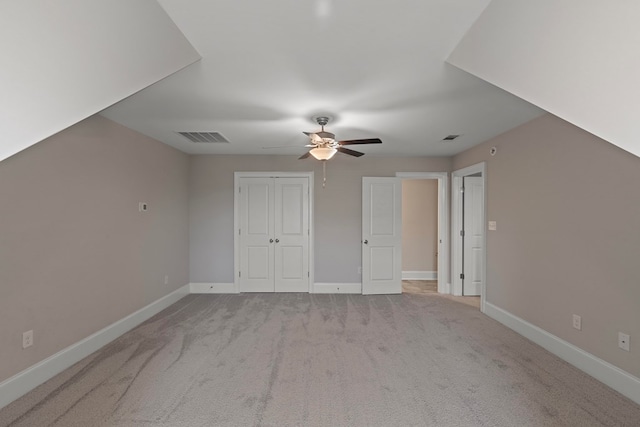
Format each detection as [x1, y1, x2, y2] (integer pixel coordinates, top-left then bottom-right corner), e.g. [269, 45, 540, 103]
[275, 238, 280, 243]
[363, 240, 368, 244]
[269, 239, 274, 243]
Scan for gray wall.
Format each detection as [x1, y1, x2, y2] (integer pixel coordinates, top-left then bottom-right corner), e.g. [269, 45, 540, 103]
[0, 115, 190, 382]
[402, 179, 438, 272]
[189, 155, 451, 284]
[453, 113, 640, 378]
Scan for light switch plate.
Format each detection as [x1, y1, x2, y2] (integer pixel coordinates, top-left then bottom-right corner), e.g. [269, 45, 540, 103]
[488, 221, 497, 231]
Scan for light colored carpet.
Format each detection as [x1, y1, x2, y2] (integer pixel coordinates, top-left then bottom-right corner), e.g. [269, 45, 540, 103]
[1, 293, 639, 426]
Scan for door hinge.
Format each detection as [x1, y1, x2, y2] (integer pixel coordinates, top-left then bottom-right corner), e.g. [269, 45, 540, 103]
[239, 271, 241, 278]
[308, 271, 309, 277]
[460, 273, 465, 280]
[239, 228, 241, 235]
[460, 230, 465, 237]
[238, 187, 241, 193]
[461, 186, 465, 193]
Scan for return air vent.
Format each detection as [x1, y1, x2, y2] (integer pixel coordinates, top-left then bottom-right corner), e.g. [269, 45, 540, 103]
[177, 131, 229, 143]
[442, 134, 460, 141]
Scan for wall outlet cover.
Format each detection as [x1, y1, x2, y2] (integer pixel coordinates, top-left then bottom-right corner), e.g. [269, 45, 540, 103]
[572, 314, 581, 330]
[618, 332, 630, 351]
[22, 330, 33, 349]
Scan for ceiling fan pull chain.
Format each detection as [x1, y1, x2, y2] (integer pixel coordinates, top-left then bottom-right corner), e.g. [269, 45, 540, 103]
[323, 161, 327, 188]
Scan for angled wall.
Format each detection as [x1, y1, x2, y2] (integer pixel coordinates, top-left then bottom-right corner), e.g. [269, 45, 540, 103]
[0, 0, 200, 162]
[448, 0, 640, 158]
[453, 113, 640, 380]
[0, 115, 190, 383]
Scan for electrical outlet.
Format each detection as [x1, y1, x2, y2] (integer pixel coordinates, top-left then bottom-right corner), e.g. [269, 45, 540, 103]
[618, 332, 630, 352]
[138, 202, 148, 212]
[23, 330, 33, 349]
[164, 275, 169, 285]
[572, 314, 582, 330]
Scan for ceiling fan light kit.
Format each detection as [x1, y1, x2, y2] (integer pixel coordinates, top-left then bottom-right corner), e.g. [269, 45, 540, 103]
[309, 146, 337, 160]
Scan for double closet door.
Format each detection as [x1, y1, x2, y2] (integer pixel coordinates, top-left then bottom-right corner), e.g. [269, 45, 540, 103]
[238, 177, 310, 292]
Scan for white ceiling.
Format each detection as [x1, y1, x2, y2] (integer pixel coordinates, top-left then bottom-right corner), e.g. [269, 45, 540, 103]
[101, 0, 545, 158]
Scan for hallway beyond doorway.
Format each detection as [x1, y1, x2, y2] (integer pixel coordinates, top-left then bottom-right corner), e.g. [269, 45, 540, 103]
[402, 280, 480, 308]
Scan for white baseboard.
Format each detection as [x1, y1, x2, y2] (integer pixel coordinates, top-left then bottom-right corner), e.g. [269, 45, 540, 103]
[0, 284, 190, 410]
[190, 282, 238, 294]
[312, 283, 362, 294]
[402, 270, 437, 280]
[485, 302, 640, 405]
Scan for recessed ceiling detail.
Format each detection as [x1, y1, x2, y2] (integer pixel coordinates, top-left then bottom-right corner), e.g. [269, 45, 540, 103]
[177, 132, 230, 143]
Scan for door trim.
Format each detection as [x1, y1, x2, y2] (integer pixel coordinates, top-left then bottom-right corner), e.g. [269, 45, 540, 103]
[396, 172, 449, 294]
[234, 172, 315, 293]
[451, 163, 486, 312]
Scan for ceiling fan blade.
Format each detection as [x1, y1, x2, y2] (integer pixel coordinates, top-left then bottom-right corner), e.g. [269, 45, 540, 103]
[298, 151, 311, 159]
[338, 138, 382, 145]
[337, 147, 365, 157]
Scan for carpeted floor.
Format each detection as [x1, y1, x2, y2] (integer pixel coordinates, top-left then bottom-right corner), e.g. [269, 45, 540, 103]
[1, 293, 639, 426]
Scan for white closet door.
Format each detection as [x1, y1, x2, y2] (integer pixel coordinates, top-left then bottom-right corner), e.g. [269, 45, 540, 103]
[239, 178, 274, 292]
[274, 177, 309, 292]
[238, 176, 310, 292]
[362, 177, 402, 295]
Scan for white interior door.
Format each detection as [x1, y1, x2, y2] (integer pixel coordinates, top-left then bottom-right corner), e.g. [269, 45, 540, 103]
[239, 176, 309, 292]
[274, 178, 309, 292]
[239, 178, 275, 292]
[463, 176, 483, 296]
[362, 177, 402, 295]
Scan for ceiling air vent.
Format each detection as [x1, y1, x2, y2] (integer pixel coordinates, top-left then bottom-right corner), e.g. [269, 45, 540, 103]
[442, 134, 460, 141]
[177, 131, 230, 143]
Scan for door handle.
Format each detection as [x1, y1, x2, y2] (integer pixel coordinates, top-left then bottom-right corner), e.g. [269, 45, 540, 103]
[269, 239, 274, 243]
[275, 238, 280, 243]
[363, 240, 368, 244]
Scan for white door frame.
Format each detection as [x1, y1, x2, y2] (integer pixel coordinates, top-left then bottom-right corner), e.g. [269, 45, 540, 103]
[451, 163, 486, 312]
[234, 171, 315, 293]
[396, 172, 450, 294]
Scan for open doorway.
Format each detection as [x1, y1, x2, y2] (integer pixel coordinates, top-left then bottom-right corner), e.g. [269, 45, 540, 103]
[360, 173, 449, 295]
[401, 179, 439, 295]
[395, 172, 449, 295]
[452, 163, 486, 312]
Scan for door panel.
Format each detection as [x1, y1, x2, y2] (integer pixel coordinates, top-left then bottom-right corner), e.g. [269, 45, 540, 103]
[362, 177, 402, 295]
[275, 178, 309, 292]
[240, 178, 274, 292]
[463, 176, 483, 296]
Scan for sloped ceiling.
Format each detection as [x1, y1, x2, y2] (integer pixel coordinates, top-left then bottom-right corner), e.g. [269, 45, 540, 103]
[100, 0, 545, 157]
[0, 0, 200, 162]
[448, 0, 640, 158]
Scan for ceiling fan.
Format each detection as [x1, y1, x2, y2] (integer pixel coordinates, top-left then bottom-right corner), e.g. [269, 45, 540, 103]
[299, 116, 382, 160]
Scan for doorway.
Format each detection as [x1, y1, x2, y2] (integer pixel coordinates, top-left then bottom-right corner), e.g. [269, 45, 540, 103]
[396, 172, 449, 294]
[401, 179, 439, 295]
[452, 163, 486, 312]
[360, 173, 449, 295]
